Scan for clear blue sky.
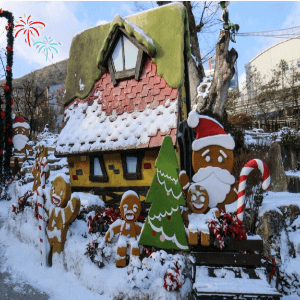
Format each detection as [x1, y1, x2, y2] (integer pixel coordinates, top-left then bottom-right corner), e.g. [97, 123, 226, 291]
[1, 1, 299, 85]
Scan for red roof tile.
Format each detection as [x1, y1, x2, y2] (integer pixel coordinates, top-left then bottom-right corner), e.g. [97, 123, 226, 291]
[170, 89, 178, 100]
[144, 95, 154, 104]
[149, 88, 161, 96]
[140, 86, 149, 97]
[118, 81, 127, 88]
[112, 87, 122, 96]
[154, 94, 166, 102]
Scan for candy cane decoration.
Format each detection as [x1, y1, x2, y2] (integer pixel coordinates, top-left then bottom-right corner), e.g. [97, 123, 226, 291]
[237, 159, 270, 221]
[40, 157, 49, 189]
[36, 186, 48, 266]
[35, 146, 49, 266]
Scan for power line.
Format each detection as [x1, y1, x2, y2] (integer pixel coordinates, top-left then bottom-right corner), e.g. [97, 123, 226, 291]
[236, 25, 300, 39]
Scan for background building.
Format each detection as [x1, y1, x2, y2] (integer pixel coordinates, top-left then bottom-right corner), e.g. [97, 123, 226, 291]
[236, 37, 300, 131]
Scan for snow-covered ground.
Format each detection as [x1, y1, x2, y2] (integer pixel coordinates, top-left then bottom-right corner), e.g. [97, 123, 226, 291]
[286, 170, 300, 177]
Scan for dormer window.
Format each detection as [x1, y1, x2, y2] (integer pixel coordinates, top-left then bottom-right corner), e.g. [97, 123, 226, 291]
[111, 35, 139, 72]
[100, 27, 150, 86]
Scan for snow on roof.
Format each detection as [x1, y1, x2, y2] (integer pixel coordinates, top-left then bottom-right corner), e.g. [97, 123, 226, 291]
[123, 17, 155, 47]
[56, 59, 179, 155]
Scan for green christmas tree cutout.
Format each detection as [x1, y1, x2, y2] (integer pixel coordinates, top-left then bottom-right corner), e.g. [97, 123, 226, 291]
[139, 135, 189, 251]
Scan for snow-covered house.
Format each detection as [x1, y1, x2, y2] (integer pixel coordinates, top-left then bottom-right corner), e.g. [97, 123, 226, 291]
[55, 3, 193, 203]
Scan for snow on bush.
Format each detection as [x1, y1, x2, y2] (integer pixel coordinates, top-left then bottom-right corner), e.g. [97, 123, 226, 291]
[127, 250, 191, 296]
[85, 234, 114, 268]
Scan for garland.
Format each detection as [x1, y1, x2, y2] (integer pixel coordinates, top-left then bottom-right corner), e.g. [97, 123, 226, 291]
[0, 9, 14, 182]
[87, 207, 145, 234]
[87, 207, 122, 234]
[208, 210, 247, 250]
[12, 190, 38, 218]
[265, 256, 277, 281]
[85, 236, 113, 268]
[163, 260, 185, 292]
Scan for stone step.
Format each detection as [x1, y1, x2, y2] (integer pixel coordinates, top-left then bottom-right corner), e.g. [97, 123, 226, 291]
[48, 157, 61, 164]
[287, 175, 300, 193]
[50, 164, 66, 171]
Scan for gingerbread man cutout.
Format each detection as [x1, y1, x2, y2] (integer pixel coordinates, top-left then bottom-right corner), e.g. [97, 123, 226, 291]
[180, 112, 238, 212]
[32, 144, 50, 191]
[10, 116, 33, 171]
[47, 175, 80, 263]
[105, 191, 142, 267]
[182, 184, 220, 246]
[179, 112, 238, 247]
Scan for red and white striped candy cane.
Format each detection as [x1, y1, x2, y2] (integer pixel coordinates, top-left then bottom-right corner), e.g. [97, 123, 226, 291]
[237, 159, 270, 221]
[40, 157, 49, 189]
[36, 186, 48, 266]
[36, 151, 49, 266]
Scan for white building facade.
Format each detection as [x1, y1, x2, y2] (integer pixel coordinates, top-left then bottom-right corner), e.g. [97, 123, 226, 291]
[236, 37, 300, 130]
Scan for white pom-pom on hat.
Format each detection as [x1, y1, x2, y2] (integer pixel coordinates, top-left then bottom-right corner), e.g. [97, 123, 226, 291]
[187, 110, 200, 128]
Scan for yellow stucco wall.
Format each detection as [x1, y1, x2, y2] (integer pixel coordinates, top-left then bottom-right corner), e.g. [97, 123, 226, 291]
[68, 150, 159, 200]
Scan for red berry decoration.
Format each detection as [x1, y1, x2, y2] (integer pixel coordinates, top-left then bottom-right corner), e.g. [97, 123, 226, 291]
[4, 83, 9, 91]
[6, 66, 11, 71]
[152, 230, 156, 236]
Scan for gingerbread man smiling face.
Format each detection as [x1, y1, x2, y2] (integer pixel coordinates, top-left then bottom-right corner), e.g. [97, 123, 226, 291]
[120, 193, 141, 223]
[50, 176, 71, 207]
[187, 184, 209, 214]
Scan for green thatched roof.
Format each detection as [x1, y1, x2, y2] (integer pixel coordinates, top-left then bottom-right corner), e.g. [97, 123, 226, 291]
[64, 2, 190, 106]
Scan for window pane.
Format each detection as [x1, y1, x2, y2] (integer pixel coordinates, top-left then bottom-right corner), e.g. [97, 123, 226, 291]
[94, 158, 103, 176]
[126, 156, 137, 173]
[123, 36, 139, 70]
[112, 37, 123, 72]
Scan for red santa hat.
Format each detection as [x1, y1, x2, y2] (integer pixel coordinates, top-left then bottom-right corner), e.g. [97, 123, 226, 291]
[187, 111, 235, 151]
[12, 115, 30, 129]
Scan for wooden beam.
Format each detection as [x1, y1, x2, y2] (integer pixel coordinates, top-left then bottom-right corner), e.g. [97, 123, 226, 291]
[191, 252, 265, 267]
[190, 239, 264, 253]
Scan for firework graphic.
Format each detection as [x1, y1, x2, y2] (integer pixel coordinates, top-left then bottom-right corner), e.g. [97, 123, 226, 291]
[14, 14, 45, 47]
[33, 37, 59, 61]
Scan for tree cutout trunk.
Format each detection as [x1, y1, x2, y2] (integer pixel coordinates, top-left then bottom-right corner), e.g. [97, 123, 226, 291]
[196, 30, 238, 121]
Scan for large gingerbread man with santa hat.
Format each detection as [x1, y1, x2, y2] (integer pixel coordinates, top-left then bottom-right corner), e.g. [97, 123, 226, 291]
[180, 111, 238, 213]
[10, 116, 33, 170]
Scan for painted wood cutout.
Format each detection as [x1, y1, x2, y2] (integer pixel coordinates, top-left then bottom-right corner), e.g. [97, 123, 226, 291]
[180, 111, 238, 246]
[10, 116, 33, 169]
[105, 191, 142, 267]
[47, 175, 80, 262]
[32, 144, 50, 191]
[139, 135, 188, 251]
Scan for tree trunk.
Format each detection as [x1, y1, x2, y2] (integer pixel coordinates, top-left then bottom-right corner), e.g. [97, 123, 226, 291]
[182, 1, 205, 80]
[196, 30, 238, 121]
